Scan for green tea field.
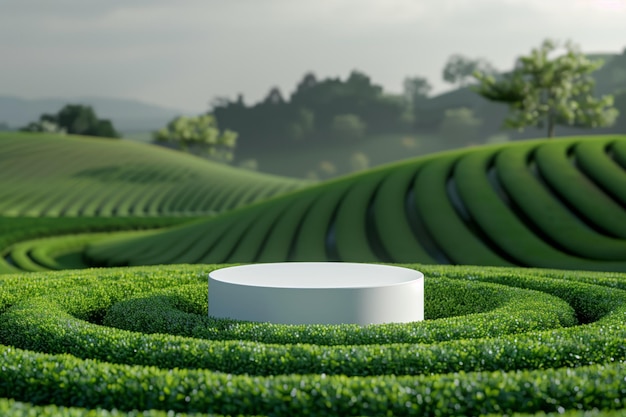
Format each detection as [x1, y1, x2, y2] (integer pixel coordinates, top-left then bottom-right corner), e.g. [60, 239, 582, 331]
[1, 132, 626, 416]
[0, 132, 307, 217]
[85, 135, 626, 272]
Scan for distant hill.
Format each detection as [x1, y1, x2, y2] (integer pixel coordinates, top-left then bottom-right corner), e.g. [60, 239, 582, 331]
[0, 132, 308, 217]
[0, 96, 195, 133]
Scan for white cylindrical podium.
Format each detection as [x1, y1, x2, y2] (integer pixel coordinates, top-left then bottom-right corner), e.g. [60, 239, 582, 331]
[208, 262, 423, 325]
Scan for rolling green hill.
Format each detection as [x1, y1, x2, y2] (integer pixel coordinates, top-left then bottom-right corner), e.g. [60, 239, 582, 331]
[0, 132, 309, 217]
[84, 134, 626, 272]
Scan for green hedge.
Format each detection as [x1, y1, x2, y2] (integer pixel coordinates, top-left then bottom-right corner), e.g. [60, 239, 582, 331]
[574, 138, 626, 206]
[0, 216, 197, 273]
[534, 140, 626, 238]
[496, 143, 626, 261]
[0, 398, 238, 416]
[455, 145, 626, 270]
[334, 172, 386, 262]
[373, 164, 435, 263]
[1, 264, 626, 415]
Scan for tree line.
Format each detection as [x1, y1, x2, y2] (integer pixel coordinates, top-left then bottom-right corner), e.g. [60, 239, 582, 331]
[207, 39, 623, 159]
[14, 39, 625, 166]
[20, 105, 120, 138]
[210, 60, 499, 157]
[212, 70, 412, 158]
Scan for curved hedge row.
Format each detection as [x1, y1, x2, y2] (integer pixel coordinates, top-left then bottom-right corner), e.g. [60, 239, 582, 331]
[86, 135, 626, 271]
[0, 132, 308, 217]
[0, 263, 625, 415]
[0, 216, 198, 274]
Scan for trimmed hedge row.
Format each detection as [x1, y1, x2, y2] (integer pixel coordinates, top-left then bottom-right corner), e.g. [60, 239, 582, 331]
[0, 279, 579, 376]
[496, 144, 626, 261]
[102, 277, 577, 344]
[456, 146, 626, 270]
[5, 399, 622, 417]
[575, 140, 626, 206]
[86, 135, 626, 271]
[0, 216, 197, 273]
[0, 398, 232, 417]
[534, 140, 626, 238]
[373, 163, 435, 263]
[1, 344, 626, 416]
[1, 264, 626, 415]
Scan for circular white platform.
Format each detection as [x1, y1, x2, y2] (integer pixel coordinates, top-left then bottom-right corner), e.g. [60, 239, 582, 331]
[208, 262, 424, 325]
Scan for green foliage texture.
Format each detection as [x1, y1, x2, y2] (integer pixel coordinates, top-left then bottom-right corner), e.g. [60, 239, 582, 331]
[0, 263, 625, 415]
[473, 39, 619, 137]
[154, 114, 238, 162]
[21, 104, 120, 138]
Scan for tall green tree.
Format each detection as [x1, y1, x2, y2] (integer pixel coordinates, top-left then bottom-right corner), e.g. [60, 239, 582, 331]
[153, 114, 238, 162]
[472, 39, 619, 138]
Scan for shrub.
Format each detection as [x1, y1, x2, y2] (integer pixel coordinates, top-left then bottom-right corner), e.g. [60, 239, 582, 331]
[0, 264, 625, 415]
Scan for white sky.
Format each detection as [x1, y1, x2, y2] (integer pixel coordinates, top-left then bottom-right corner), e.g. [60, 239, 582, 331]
[1, 0, 625, 112]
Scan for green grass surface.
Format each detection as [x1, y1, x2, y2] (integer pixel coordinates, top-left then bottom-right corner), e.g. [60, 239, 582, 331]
[0, 132, 308, 217]
[1, 263, 625, 416]
[86, 134, 626, 272]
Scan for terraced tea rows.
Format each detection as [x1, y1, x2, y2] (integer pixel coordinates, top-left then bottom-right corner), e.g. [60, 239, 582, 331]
[0, 215, 197, 273]
[86, 135, 626, 272]
[0, 132, 308, 217]
[0, 263, 625, 416]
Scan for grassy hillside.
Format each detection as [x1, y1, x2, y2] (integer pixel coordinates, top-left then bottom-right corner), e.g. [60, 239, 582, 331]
[0, 132, 309, 217]
[1, 263, 625, 416]
[85, 134, 626, 272]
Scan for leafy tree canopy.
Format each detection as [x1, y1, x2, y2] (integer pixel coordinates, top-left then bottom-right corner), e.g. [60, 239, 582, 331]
[153, 114, 238, 163]
[472, 39, 619, 138]
[443, 54, 497, 88]
[20, 104, 120, 138]
[212, 70, 406, 154]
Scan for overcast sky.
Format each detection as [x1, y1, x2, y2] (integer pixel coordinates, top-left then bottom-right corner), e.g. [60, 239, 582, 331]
[1, 0, 625, 112]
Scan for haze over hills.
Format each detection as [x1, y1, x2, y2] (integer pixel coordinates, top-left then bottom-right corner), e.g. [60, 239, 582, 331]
[0, 95, 195, 133]
[2, 50, 623, 144]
